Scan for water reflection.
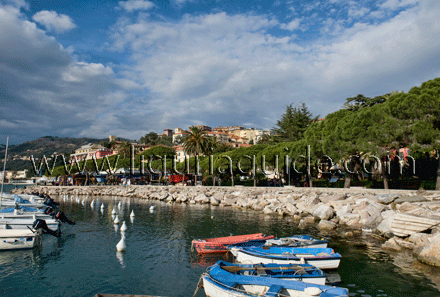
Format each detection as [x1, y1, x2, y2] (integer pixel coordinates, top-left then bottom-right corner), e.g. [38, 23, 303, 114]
[191, 252, 233, 268]
[116, 252, 125, 269]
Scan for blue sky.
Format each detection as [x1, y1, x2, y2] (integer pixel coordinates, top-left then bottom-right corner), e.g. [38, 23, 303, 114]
[1, 0, 439, 144]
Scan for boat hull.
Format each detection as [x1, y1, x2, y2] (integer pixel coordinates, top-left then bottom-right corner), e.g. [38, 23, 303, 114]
[202, 274, 347, 297]
[0, 218, 59, 231]
[214, 261, 327, 285]
[0, 230, 39, 250]
[232, 249, 340, 270]
[192, 233, 274, 254]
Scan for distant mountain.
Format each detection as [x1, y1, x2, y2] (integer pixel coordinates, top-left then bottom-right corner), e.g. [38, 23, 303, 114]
[0, 136, 108, 171]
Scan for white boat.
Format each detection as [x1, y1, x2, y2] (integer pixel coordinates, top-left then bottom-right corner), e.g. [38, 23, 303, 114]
[212, 261, 327, 285]
[0, 205, 52, 220]
[202, 261, 349, 297]
[0, 194, 45, 208]
[230, 247, 341, 270]
[228, 235, 328, 249]
[0, 217, 59, 231]
[0, 229, 40, 250]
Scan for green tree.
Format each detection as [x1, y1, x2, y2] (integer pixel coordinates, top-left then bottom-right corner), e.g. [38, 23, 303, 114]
[140, 132, 159, 145]
[273, 103, 318, 142]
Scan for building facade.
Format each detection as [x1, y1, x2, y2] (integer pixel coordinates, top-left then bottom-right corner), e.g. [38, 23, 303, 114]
[69, 143, 113, 162]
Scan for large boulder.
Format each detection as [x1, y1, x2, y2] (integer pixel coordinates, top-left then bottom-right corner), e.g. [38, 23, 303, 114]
[313, 205, 335, 220]
[318, 220, 337, 230]
[377, 194, 399, 205]
[381, 237, 402, 251]
[210, 197, 220, 206]
[319, 194, 346, 204]
[376, 210, 396, 237]
[417, 234, 440, 267]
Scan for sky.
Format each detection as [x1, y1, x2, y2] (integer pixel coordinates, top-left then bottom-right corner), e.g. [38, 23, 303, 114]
[1, 0, 440, 145]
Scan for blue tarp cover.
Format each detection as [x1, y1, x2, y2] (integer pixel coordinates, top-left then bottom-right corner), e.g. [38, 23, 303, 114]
[14, 194, 31, 204]
[0, 206, 42, 213]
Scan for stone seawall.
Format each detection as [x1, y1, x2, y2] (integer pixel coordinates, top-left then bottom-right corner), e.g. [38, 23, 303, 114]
[15, 185, 440, 267]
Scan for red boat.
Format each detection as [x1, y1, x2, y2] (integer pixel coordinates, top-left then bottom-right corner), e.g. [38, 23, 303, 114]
[192, 233, 274, 254]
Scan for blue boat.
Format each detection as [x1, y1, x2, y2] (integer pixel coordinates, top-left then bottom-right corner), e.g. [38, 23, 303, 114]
[202, 260, 348, 297]
[228, 235, 328, 249]
[230, 247, 341, 270]
[211, 260, 327, 285]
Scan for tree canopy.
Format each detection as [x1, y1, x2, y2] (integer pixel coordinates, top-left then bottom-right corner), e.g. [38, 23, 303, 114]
[272, 103, 318, 142]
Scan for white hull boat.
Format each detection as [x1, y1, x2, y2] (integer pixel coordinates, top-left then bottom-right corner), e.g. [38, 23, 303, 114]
[0, 218, 59, 231]
[231, 247, 341, 270]
[202, 261, 348, 297]
[0, 229, 40, 250]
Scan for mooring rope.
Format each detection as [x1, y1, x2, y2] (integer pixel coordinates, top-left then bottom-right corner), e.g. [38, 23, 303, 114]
[192, 275, 203, 297]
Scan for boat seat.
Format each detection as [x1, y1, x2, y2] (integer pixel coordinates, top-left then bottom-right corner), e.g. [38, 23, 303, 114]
[264, 284, 283, 297]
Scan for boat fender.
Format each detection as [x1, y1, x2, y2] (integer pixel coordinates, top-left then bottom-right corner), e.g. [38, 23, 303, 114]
[304, 287, 322, 296]
[32, 219, 61, 237]
[55, 211, 76, 225]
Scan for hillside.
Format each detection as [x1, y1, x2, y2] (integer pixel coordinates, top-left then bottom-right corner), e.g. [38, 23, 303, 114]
[0, 136, 107, 171]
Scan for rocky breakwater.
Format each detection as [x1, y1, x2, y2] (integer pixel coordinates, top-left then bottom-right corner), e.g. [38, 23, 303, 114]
[16, 185, 440, 267]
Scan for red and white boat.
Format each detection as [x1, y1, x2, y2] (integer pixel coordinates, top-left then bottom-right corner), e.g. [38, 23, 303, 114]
[192, 233, 274, 254]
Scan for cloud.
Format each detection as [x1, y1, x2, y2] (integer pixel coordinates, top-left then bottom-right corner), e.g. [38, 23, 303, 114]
[280, 18, 301, 31]
[32, 10, 76, 33]
[0, 5, 122, 143]
[3, 0, 440, 144]
[379, 0, 419, 10]
[108, 0, 440, 135]
[62, 62, 114, 82]
[118, 0, 155, 12]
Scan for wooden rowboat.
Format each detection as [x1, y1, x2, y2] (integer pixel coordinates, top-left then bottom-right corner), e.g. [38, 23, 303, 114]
[230, 247, 341, 270]
[202, 260, 348, 297]
[192, 233, 274, 254]
[211, 260, 327, 285]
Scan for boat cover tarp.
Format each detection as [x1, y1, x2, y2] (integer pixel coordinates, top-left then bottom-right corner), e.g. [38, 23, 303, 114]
[14, 194, 31, 204]
[0, 206, 42, 213]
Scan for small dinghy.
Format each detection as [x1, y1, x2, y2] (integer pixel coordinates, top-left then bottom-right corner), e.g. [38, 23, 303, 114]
[192, 233, 274, 254]
[230, 247, 341, 270]
[202, 261, 348, 297]
[0, 229, 39, 250]
[211, 261, 327, 285]
[229, 235, 328, 249]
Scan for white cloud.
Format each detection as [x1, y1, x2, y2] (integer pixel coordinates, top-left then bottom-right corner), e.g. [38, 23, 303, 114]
[32, 10, 76, 33]
[3, 0, 440, 143]
[62, 62, 114, 82]
[379, 0, 418, 10]
[348, 7, 370, 18]
[0, 4, 122, 142]
[107, 0, 440, 135]
[118, 0, 155, 12]
[280, 18, 301, 31]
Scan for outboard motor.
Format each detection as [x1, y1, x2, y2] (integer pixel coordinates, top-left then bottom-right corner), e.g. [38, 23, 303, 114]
[44, 207, 54, 215]
[43, 195, 59, 208]
[53, 211, 75, 225]
[32, 219, 61, 237]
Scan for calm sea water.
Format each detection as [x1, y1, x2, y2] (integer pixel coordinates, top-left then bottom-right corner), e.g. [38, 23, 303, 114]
[0, 194, 439, 297]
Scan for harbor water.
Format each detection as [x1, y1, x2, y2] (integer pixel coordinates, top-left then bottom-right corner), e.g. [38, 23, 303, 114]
[0, 194, 439, 297]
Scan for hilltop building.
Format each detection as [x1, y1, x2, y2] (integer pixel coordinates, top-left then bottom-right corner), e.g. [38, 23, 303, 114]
[69, 143, 113, 162]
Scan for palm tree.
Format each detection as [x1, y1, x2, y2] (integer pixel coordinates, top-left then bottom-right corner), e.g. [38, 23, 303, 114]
[183, 126, 210, 156]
